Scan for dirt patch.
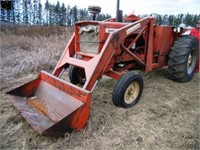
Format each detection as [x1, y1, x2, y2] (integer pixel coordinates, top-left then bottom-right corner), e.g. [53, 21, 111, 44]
[0, 25, 199, 150]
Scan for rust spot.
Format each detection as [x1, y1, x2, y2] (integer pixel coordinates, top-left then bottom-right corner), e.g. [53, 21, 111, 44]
[27, 97, 49, 116]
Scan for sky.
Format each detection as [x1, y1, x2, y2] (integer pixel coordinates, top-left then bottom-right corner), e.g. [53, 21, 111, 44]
[42, 0, 200, 17]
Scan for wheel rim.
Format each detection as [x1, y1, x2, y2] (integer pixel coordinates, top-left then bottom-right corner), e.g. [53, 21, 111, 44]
[124, 82, 140, 104]
[187, 48, 196, 74]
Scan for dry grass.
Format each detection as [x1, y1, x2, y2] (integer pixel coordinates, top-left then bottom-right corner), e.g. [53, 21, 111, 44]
[0, 24, 199, 150]
[0, 24, 72, 90]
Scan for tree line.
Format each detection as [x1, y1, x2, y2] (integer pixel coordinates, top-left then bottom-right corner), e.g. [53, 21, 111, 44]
[0, 0, 199, 27]
[151, 13, 200, 27]
[0, 0, 111, 25]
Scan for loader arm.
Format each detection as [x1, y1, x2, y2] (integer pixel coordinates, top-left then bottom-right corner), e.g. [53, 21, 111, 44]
[53, 17, 152, 91]
[53, 33, 116, 91]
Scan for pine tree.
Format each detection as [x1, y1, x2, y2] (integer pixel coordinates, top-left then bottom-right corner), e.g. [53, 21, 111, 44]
[10, 1, 15, 23]
[184, 13, 193, 26]
[66, 5, 71, 26]
[33, 0, 38, 24]
[105, 14, 111, 20]
[168, 15, 175, 26]
[78, 8, 88, 21]
[23, 0, 29, 23]
[2, 0, 198, 27]
[71, 6, 78, 25]
[192, 14, 200, 27]
[14, 0, 21, 23]
[0, 8, 6, 22]
[162, 14, 169, 25]
[96, 13, 111, 21]
[6, 9, 11, 22]
[49, 4, 56, 25]
[60, 3, 67, 26]
[38, 0, 42, 24]
[45, 0, 50, 25]
[174, 14, 183, 26]
[55, 1, 61, 25]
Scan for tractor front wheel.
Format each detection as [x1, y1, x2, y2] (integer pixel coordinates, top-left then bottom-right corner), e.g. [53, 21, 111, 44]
[69, 66, 86, 85]
[112, 71, 144, 108]
[168, 35, 199, 82]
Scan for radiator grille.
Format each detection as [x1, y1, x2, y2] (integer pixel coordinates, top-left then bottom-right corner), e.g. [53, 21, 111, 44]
[79, 25, 99, 54]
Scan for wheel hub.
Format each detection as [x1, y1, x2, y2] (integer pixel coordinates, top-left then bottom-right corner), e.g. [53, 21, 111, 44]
[124, 82, 140, 104]
[187, 49, 196, 74]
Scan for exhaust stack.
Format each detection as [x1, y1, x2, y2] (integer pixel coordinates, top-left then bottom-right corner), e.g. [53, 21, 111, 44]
[116, 0, 123, 22]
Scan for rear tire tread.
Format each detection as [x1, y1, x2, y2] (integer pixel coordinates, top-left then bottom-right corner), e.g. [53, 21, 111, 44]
[168, 35, 198, 83]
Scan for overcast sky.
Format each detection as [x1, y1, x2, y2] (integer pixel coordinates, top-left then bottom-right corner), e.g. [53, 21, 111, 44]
[42, 0, 200, 16]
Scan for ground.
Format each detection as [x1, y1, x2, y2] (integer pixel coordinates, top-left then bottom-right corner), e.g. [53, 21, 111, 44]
[0, 25, 199, 150]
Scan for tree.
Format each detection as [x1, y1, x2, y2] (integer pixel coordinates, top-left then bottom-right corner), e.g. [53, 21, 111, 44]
[33, 0, 38, 24]
[168, 15, 175, 26]
[3, 1, 16, 23]
[2, 0, 197, 27]
[78, 8, 89, 21]
[38, 0, 43, 24]
[60, 3, 67, 26]
[162, 14, 169, 25]
[44, 0, 50, 25]
[22, 0, 29, 23]
[184, 13, 193, 26]
[96, 13, 111, 21]
[66, 5, 71, 26]
[14, 0, 21, 23]
[0, 7, 6, 22]
[71, 6, 78, 25]
[191, 14, 199, 27]
[174, 14, 184, 26]
[55, 1, 61, 25]
[49, 4, 54, 25]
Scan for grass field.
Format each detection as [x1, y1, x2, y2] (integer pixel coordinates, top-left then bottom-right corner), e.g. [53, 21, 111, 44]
[0, 24, 199, 150]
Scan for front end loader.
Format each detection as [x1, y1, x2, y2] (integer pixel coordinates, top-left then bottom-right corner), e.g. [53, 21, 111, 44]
[7, 1, 199, 137]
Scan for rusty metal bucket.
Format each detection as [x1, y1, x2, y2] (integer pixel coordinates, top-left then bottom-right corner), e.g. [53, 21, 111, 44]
[7, 71, 91, 137]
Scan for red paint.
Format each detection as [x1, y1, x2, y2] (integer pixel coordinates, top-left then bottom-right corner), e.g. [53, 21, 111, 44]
[190, 28, 199, 73]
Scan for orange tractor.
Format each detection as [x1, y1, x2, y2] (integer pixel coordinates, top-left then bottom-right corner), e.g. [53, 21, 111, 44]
[7, 0, 199, 136]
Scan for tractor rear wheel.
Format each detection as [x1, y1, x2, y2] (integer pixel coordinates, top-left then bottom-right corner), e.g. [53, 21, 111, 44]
[112, 71, 144, 108]
[69, 66, 86, 85]
[168, 35, 199, 82]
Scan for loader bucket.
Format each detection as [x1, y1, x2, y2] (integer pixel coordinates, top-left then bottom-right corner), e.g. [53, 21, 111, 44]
[7, 71, 91, 137]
